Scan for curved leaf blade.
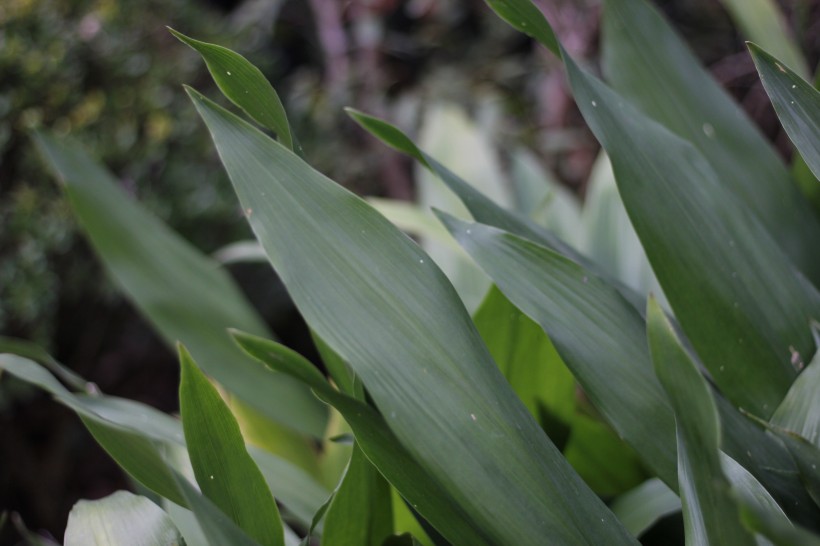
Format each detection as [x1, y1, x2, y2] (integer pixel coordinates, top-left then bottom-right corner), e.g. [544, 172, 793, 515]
[64, 491, 183, 546]
[169, 29, 294, 151]
[647, 298, 755, 546]
[188, 88, 637, 545]
[601, 0, 820, 283]
[437, 212, 676, 486]
[179, 346, 285, 546]
[562, 45, 818, 417]
[749, 43, 820, 182]
[32, 131, 326, 437]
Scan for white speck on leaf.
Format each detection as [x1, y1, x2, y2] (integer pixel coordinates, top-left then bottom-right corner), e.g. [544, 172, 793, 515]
[226, 71, 232, 76]
[591, 100, 597, 107]
[470, 413, 477, 421]
[702, 123, 715, 137]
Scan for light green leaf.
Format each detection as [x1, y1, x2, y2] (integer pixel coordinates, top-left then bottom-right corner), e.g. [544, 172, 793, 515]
[169, 29, 294, 151]
[720, 0, 808, 77]
[610, 479, 681, 538]
[472, 286, 574, 421]
[720, 454, 791, 532]
[179, 345, 284, 546]
[185, 80, 637, 541]
[322, 445, 393, 546]
[64, 491, 184, 546]
[33, 131, 326, 437]
[366, 198, 456, 248]
[647, 298, 755, 545]
[601, 0, 820, 284]
[749, 43, 820, 182]
[563, 41, 818, 417]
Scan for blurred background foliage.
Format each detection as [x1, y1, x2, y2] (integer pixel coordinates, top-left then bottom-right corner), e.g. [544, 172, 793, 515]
[0, 0, 818, 543]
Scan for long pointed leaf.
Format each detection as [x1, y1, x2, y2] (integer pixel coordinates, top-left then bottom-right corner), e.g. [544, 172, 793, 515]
[749, 43, 820, 182]
[647, 299, 755, 545]
[179, 345, 284, 546]
[187, 86, 636, 545]
[601, 0, 820, 283]
[169, 29, 294, 151]
[437, 212, 676, 486]
[562, 43, 818, 417]
[33, 132, 326, 437]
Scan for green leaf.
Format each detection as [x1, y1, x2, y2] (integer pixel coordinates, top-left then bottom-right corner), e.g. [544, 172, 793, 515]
[482, 0, 559, 54]
[472, 286, 575, 421]
[322, 445, 393, 546]
[178, 345, 285, 546]
[739, 501, 820, 546]
[169, 29, 294, 151]
[170, 472, 262, 546]
[720, 454, 792, 531]
[231, 331, 523, 545]
[562, 42, 818, 417]
[32, 131, 326, 438]
[189, 86, 637, 545]
[647, 297, 755, 546]
[749, 43, 820, 182]
[64, 491, 184, 546]
[438, 213, 676, 486]
[719, 0, 808, 77]
[0, 354, 187, 506]
[770, 326, 820, 447]
[601, 0, 820, 284]
[610, 479, 681, 538]
[346, 109, 646, 313]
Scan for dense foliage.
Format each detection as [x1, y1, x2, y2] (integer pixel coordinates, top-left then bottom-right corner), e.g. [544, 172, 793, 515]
[2, 0, 820, 544]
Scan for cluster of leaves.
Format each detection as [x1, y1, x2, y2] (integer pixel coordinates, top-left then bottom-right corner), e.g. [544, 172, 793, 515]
[3, 0, 820, 544]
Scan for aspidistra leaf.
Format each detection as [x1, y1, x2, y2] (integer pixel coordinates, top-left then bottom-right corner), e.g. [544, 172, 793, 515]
[33, 131, 326, 437]
[189, 87, 636, 545]
[601, 0, 820, 283]
[179, 345, 285, 546]
[562, 43, 818, 417]
[169, 29, 294, 151]
[647, 298, 755, 546]
[749, 43, 820, 182]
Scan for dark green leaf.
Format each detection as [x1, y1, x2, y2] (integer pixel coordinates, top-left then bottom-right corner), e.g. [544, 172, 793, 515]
[232, 331, 511, 545]
[438, 213, 676, 486]
[169, 29, 294, 151]
[601, 0, 820, 283]
[749, 43, 820, 182]
[739, 501, 820, 546]
[563, 42, 818, 417]
[33, 131, 326, 437]
[189, 86, 638, 545]
[346, 109, 646, 313]
[647, 298, 755, 545]
[178, 345, 284, 546]
[322, 445, 393, 546]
